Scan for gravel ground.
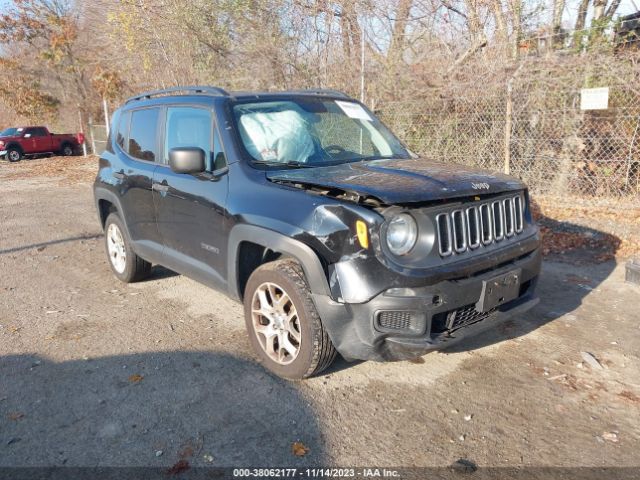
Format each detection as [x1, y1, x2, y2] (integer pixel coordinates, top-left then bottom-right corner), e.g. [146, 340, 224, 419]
[1, 157, 639, 470]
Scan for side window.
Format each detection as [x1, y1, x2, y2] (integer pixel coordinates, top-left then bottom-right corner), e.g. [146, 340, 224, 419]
[129, 108, 160, 162]
[165, 106, 212, 169]
[115, 112, 130, 151]
[33, 128, 48, 137]
[213, 127, 227, 171]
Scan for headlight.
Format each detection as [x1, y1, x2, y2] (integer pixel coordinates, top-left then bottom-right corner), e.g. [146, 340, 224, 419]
[385, 213, 418, 256]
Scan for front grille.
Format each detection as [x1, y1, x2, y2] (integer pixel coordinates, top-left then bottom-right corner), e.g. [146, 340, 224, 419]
[431, 304, 496, 334]
[447, 304, 496, 331]
[436, 194, 524, 257]
[377, 311, 413, 330]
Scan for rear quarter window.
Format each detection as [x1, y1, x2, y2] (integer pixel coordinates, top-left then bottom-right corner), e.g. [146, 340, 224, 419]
[115, 112, 130, 151]
[128, 108, 160, 162]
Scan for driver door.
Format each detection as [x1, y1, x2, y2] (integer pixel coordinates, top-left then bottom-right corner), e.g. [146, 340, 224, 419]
[22, 128, 37, 151]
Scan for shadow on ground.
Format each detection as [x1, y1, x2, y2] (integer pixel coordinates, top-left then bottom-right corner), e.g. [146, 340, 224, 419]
[0, 234, 103, 255]
[143, 265, 180, 282]
[1, 351, 326, 467]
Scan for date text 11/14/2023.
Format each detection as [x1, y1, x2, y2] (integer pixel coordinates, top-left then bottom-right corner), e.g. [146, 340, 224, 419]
[233, 468, 402, 478]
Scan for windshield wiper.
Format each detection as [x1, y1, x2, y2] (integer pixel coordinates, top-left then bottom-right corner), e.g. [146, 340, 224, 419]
[252, 160, 315, 169]
[351, 155, 400, 162]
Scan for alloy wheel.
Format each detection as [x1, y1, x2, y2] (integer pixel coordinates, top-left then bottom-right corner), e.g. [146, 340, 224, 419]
[251, 282, 301, 365]
[106, 223, 127, 274]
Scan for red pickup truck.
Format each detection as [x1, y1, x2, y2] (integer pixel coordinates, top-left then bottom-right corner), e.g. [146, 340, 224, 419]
[0, 126, 84, 162]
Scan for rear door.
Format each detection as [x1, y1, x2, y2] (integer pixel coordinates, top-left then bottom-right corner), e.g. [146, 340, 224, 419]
[113, 107, 163, 256]
[153, 105, 229, 289]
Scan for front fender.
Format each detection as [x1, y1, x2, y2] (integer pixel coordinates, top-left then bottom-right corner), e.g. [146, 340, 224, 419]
[227, 224, 331, 299]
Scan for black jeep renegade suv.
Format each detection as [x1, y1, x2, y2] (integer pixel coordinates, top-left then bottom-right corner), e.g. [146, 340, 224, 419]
[94, 86, 541, 379]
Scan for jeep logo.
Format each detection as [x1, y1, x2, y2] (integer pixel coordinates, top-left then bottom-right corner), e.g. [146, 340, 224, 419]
[471, 182, 490, 190]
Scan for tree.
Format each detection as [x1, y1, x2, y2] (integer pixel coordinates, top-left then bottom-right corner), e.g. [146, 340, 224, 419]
[0, 58, 60, 122]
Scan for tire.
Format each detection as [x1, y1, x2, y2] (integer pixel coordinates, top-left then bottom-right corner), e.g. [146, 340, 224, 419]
[104, 212, 151, 283]
[7, 147, 22, 162]
[60, 143, 74, 156]
[244, 259, 337, 380]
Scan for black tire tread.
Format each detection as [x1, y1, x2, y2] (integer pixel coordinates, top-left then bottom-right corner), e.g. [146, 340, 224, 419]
[104, 212, 152, 283]
[249, 259, 337, 379]
[131, 253, 152, 281]
[7, 147, 22, 162]
[60, 143, 73, 156]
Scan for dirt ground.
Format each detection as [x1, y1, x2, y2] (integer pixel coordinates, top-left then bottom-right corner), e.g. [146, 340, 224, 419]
[1, 156, 639, 471]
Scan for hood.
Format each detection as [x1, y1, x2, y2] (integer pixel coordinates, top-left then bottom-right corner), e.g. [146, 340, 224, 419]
[266, 157, 525, 205]
[0, 135, 19, 140]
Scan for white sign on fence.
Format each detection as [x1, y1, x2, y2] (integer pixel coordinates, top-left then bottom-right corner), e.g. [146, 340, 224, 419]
[580, 87, 609, 110]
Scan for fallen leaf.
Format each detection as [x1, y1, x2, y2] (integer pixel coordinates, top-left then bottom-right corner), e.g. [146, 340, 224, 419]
[291, 441, 309, 457]
[128, 374, 144, 383]
[179, 445, 194, 459]
[618, 390, 640, 404]
[8, 412, 24, 421]
[167, 459, 190, 475]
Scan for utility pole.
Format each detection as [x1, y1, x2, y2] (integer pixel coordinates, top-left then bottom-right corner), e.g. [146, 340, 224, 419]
[78, 108, 87, 157]
[89, 116, 97, 155]
[360, 25, 365, 103]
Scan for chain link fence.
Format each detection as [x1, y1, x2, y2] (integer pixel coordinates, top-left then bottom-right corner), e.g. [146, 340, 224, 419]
[378, 48, 640, 208]
[88, 123, 108, 155]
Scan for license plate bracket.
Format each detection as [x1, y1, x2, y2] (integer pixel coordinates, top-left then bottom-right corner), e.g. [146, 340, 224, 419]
[476, 269, 522, 313]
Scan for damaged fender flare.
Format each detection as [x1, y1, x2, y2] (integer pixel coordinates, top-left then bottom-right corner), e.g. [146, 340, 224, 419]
[227, 224, 331, 300]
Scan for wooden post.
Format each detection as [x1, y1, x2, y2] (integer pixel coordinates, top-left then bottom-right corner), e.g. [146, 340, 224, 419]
[103, 97, 110, 135]
[504, 63, 524, 175]
[504, 79, 513, 175]
[89, 116, 97, 155]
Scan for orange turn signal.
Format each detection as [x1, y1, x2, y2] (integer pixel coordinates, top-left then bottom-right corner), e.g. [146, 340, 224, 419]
[356, 220, 369, 249]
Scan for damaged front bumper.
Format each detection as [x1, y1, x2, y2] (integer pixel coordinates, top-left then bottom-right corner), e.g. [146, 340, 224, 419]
[313, 242, 541, 362]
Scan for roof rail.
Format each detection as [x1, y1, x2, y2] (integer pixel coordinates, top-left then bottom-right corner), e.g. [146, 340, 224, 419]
[125, 86, 229, 104]
[285, 88, 352, 99]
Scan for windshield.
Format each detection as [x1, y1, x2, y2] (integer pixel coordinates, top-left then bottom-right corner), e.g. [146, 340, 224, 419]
[232, 97, 410, 167]
[0, 127, 21, 137]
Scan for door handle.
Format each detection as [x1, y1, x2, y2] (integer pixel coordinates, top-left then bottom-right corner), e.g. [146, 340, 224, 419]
[152, 183, 169, 193]
[112, 170, 125, 180]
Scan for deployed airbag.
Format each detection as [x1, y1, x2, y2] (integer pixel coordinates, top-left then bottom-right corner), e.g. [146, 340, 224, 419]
[239, 109, 314, 164]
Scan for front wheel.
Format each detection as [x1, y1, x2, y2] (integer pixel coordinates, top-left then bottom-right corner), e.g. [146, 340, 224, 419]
[244, 259, 337, 380]
[7, 148, 22, 162]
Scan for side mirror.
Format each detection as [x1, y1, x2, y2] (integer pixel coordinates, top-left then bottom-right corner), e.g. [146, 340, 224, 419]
[169, 147, 206, 174]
